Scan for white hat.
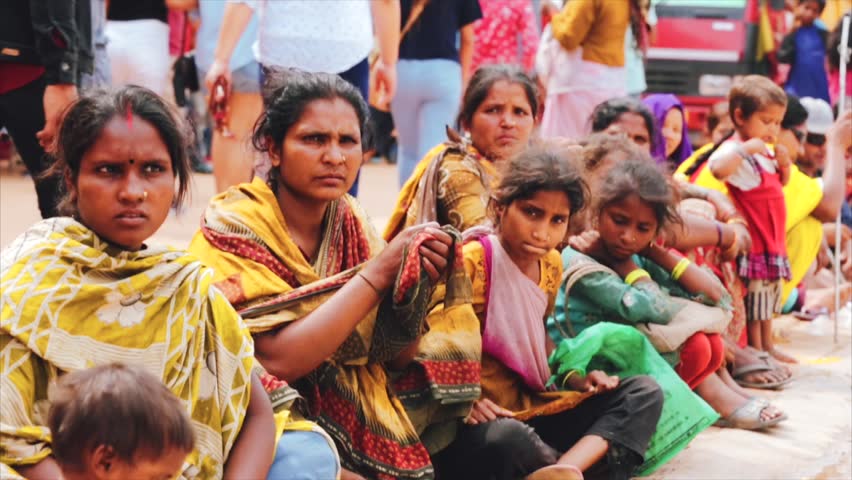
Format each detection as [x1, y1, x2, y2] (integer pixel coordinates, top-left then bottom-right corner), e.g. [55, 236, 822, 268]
[800, 97, 833, 135]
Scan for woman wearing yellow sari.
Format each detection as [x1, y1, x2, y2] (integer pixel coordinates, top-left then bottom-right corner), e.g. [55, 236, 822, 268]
[0, 87, 284, 479]
[188, 70, 484, 480]
[384, 65, 539, 240]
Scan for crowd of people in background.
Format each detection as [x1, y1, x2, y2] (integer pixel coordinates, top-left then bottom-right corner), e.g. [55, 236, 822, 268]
[1, 0, 852, 479]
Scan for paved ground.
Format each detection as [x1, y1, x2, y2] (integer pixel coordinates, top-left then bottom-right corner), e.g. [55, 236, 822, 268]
[1, 164, 850, 479]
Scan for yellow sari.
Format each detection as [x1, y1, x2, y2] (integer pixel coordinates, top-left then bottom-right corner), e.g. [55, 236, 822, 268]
[384, 133, 499, 241]
[189, 178, 479, 479]
[0, 219, 257, 478]
[463, 241, 592, 420]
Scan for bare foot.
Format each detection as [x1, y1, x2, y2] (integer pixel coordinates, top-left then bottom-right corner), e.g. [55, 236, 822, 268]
[526, 464, 584, 480]
[768, 347, 799, 364]
[341, 468, 367, 480]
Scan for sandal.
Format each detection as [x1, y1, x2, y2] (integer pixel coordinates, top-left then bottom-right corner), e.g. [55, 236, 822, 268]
[714, 397, 788, 430]
[525, 464, 584, 480]
[732, 361, 792, 389]
[732, 352, 793, 390]
[793, 307, 829, 321]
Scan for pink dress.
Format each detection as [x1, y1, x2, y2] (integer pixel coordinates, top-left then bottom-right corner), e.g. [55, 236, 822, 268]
[471, 0, 539, 73]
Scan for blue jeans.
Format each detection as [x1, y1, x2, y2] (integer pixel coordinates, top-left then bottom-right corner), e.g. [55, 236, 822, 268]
[391, 58, 462, 187]
[267, 430, 340, 480]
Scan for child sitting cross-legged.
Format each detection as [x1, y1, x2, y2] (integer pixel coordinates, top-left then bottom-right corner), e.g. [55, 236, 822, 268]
[48, 363, 195, 480]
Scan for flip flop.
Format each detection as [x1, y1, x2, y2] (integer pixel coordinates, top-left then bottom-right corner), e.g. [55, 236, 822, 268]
[714, 397, 788, 430]
[793, 307, 829, 321]
[732, 354, 793, 390]
[525, 464, 584, 480]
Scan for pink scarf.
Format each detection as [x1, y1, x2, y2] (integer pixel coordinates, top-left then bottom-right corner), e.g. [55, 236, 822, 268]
[480, 235, 551, 392]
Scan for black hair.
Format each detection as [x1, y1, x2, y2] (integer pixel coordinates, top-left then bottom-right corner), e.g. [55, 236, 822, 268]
[50, 85, 192, 215]
[491, 145, 588, 220]
[589, 97, 657, 149]
[782, 93, 809, 130]
[252, 69, 370, 154]
[581, 133, 650, 174]
[706, 101, 730, 136]
[801, 0, 827, 13]
[685, 75, 787, 178]
[596, 159, 681, 233]
[458, 65, 539, 129]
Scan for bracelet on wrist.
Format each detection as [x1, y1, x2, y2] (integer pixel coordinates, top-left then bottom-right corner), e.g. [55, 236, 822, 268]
[561, 370, 578, 389]
[727, 217, 748, 228]
[357, 272, 383, 295]
[625, 269, 651, 286]
[723, 229, 740, 256]
[671, 258, 691, 281]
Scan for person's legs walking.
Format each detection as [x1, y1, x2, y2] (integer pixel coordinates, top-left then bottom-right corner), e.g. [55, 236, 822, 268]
[415, 59, 462, 162]
[338, 58, 369, 197]
[208, 62, 262, 192]
[0, 77, 60, 218]
[391, 59, 427, 187]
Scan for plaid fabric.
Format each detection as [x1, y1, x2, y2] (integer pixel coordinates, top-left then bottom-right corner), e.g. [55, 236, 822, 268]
[737, 252, 792, 281]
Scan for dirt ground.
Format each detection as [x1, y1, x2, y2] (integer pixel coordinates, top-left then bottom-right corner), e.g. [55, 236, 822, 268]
[2, 163, 850, 479]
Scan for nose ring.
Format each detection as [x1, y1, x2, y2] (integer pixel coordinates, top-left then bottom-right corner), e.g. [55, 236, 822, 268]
[142, 191, 148, 200]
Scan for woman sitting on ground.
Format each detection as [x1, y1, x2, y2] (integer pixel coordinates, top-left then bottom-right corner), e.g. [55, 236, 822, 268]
[435, 147, 663, 480]
[0, 86, 295, 479]
[385, 64, 540, 240]
[589, 103, 785, 389]
[188, 70, 484, 480]
[554, 158, 787, 430]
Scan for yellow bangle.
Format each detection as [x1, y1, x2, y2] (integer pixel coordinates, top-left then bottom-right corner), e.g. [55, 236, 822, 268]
[671, 258, 691, 281]
[625, 269, 651, 286]
[561, 370, 578, 389]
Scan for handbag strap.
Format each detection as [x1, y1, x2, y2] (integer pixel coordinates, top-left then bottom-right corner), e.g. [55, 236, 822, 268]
[556, 259, 617, 339]
[400, 0, 430, 43]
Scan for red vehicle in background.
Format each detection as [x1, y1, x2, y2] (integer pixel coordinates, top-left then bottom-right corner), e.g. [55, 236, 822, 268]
[645, 0, 788, 142]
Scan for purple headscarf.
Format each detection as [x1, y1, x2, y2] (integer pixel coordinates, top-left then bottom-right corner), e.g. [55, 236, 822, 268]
[643, 94, 693, 168]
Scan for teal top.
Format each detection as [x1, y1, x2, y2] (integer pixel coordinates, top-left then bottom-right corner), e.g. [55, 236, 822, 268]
[549, 248, 729, 365]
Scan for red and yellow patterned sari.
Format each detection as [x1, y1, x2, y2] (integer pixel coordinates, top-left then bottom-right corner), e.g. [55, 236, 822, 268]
[189, 178, 480, 479]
